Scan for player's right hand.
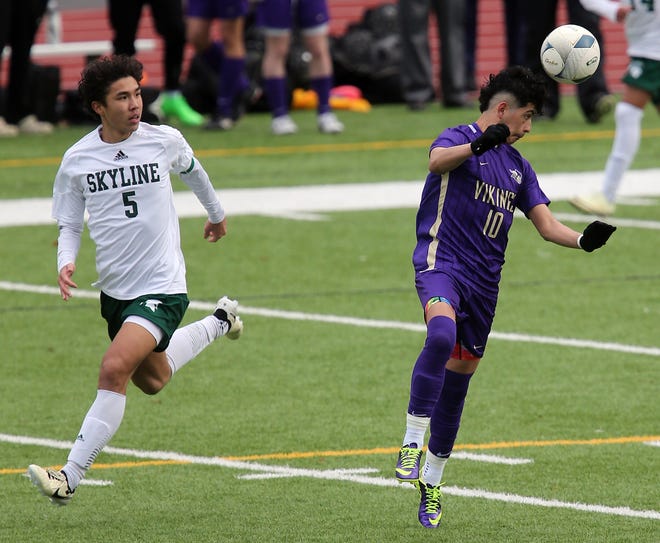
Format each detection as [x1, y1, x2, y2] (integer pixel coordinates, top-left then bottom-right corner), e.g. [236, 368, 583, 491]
[58, 263, 77, 300]
[204, 218, 227, 243]
[470, 123, 510, 156]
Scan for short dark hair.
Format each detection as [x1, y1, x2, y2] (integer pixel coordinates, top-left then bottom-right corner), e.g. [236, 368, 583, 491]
[78, 55, 143, 118]
[478, 66, 547, 113]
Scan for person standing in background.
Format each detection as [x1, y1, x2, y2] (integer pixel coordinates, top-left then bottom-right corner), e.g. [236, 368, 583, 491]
[186, 0, 254, 130]
[108, 0, 205, 126]
[398, 0, 469, 110]
[464, 0, 529, 91]
[0, 0, 55, 135]
[256, 0, 344, 135]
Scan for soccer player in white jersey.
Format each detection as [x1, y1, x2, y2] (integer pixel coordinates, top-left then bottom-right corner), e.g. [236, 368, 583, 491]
[571, 0, 660, 216]
[27, 55, 243, 505]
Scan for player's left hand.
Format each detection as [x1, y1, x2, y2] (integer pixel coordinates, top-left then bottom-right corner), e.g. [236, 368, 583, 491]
[204, 218, 227, 243]
[579, 220, 616, 252]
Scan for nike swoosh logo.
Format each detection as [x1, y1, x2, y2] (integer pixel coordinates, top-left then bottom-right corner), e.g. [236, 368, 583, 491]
[396, 467, 414, 476]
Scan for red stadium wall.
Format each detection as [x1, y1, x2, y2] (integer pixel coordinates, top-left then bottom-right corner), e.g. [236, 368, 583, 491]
[0, 0, 628, 99]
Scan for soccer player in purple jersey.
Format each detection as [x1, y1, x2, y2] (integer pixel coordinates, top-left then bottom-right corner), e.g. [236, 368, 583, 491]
[394, 66, 616, 529]
[257, 0, 344, 135]
[186, 0, 254, 130]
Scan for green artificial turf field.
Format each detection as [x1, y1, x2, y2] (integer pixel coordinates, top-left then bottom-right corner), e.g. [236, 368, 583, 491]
[1, 98, 658, 542]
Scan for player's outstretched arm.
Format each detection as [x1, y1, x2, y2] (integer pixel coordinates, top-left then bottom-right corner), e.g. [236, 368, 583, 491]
[528, 205, 616, 251]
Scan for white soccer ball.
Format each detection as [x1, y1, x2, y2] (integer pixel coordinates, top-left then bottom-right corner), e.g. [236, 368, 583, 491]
[540, 24, 601, 84]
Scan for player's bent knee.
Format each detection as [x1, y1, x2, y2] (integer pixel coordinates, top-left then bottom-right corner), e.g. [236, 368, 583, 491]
[132, 375, 166, 395]
[425, 315, 456, 358]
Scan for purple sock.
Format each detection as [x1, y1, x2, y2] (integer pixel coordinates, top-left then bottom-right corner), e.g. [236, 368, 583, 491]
[217, 57, 245, 117]
[428, 369, 474, 457]
[310, 75, 333, 115]
[407, 315, 456, 416]
[202, 41, 224, 72]
[264, 77, 289, 118]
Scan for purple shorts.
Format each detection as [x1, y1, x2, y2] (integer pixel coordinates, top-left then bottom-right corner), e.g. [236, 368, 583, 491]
[256, 0, 329, 32]
[415, 269, 498, 359]
[186, 0, 248, 20]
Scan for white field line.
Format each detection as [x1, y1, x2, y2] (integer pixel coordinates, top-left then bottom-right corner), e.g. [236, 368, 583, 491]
[78, 478, 113, 487]
[1, 280, 658, 357]
[3, 433, 658, 520]
[552, 212, 660, 230]
[451, 451, 533, 465]
[238, 468, 380, 480]
[237, 453, 531, 479]
[1, 433, 531, 469]
[1, 170, 660, 228]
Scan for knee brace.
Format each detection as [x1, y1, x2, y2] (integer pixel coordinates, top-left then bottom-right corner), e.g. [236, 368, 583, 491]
[425, 315, 456, 360]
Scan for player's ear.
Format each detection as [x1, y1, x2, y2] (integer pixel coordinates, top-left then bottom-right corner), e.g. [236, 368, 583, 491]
[496, 101, 508, 119]
[91, 101, 103, 116]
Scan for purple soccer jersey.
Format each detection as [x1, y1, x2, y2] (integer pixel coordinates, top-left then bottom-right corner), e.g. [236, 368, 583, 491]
[257, 0, 329, 32]
[412, 123, 550, 294]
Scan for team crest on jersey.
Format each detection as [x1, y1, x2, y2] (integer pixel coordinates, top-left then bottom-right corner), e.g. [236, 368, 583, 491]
[143, 299, 162, 312]
[113, 150, 128, 161]
[509, 168, 522, 184]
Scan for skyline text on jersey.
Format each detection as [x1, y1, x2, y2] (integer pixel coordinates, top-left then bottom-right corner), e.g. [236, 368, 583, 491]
[86, 163, 160, 193]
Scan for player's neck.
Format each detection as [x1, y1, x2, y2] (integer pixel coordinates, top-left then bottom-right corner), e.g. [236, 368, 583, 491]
[99, 125, 136, 144]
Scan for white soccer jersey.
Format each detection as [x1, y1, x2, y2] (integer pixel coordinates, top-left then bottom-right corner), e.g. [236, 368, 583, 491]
[580, 0, 660, 60]
[52, 123, 224, 300]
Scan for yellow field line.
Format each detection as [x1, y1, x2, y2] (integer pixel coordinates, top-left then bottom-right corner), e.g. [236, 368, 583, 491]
[222, 434, 660, 461]
[4, 434, 656, 475]
[2, 128, 659, 169]
[1, 459, 186, 475]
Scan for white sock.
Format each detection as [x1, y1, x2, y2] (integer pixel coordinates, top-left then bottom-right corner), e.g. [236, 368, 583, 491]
[403, 413, 430, 448]
[62, 389, 126, 489]
[602, 101, 643, 202]
[165, 316, 227, 375]
[421, 450, 449, 486]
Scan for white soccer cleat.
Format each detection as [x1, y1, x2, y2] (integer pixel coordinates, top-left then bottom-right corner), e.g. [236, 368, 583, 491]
[317, 112, 344, 134]
[214, 296, 243, 340]
[18, 115, 54, 135]
[27, 464, 75, 505]
[569, 192, 615, 217]
[271, 115, 298, 136]
[0, 116, 18, 137]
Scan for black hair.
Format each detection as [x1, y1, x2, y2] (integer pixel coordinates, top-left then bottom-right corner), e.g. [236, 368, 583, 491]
[477, 65, 546, 113]
[78, 55, 143, 119]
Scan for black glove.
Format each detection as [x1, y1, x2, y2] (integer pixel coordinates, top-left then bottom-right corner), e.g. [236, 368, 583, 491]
[470, 123, 510, 156]
[579, 220, 617, 252]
